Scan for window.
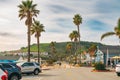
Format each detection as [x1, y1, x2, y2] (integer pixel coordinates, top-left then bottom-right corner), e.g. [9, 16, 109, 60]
[22, 62, 34, 67]
[2, 64, 12, 68]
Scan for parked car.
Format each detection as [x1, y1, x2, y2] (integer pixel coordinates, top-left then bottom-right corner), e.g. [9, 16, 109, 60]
[0, 63, 22, 80]
[115, 63, 120, 76]
[0, 66, 8, 80]
[17, 62, 41, 75]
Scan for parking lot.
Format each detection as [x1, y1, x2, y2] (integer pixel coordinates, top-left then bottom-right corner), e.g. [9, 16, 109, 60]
[22, 74, 41, 80]
[22, 67, 120, 80]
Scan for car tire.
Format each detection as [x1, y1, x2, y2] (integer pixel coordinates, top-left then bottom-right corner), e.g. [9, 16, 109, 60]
[10, 75, 19, 80]
[117, 73, 120, 76]
[34, 69, 39, 75]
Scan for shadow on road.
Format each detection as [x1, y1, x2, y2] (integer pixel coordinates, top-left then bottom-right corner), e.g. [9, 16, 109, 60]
[22, 73, 57, 77]
[39, 73, 57, 77]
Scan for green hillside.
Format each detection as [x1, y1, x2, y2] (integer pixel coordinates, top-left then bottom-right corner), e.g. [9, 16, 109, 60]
[20, 41, 105, 53]
[19, 41, 120, 55]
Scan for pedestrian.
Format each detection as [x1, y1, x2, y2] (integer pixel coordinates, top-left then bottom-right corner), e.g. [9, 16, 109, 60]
[111, 60, 115, 68]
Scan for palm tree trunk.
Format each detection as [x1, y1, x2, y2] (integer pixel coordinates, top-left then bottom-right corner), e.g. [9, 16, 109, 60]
[75, 40, 77, 64]
[77, 25, 81, 64]
[37, 36, 40, 63]
[77, 25, 80, 44]
[27, 12, 32, 62]
[119, 38, 120, 43]
[28, 24, 31, 62]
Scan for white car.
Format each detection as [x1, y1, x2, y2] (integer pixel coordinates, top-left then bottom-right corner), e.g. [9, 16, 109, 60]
[17, 62, 41, 75]
[115, 63, 120, 76]
[0, 66, 8, 80]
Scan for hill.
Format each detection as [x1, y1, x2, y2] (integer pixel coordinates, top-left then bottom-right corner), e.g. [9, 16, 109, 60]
[19, 41, 120, 54]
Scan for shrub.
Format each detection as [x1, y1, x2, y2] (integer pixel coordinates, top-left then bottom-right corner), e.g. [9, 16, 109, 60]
[94, 62, 106, 70]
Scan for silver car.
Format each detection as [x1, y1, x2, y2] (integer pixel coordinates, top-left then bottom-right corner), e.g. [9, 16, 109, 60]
[17, 62, 41, 75]
[115, 63, 120, 76]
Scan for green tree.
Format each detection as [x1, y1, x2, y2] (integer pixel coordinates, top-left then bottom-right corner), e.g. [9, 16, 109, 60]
[50, 41, 57, 55]
[66, 43, 73, 55]
[49, 41, 58, 62]
[18, 0, 39, 62]
[31, 20, 45, 63]
[101, 18, 120, 42]
[73, 14, 82, 63]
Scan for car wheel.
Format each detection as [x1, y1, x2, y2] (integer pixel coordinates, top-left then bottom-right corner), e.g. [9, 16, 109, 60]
[117, 73, 120, 76]
[34, 69, 39, 75]
[10, 75, 19, 80]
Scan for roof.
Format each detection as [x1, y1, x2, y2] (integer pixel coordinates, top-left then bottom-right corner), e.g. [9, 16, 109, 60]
[99, 46, 120, 54]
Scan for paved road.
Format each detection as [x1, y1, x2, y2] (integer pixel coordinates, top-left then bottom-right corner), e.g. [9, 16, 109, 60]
[22, 67, 120, 80]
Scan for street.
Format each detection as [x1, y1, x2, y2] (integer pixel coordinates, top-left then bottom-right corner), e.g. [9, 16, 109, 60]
[22, 67, 120, 80]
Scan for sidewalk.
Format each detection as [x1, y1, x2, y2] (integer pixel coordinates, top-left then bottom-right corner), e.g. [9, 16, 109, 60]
[41, 64, 75, 70]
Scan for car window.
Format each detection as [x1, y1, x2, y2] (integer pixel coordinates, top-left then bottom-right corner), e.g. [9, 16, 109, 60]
[2, 64, 12, 68]
[22, 63, 34, 67]
[0, 65, 5, 71]
[35, 63, 40, 66]
[27, 63, 34, 66]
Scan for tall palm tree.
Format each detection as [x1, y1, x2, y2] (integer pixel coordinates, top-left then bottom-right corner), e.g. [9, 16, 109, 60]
[31, 20, 45, 63]
[69, 30, 79, 64]
[73, 14, 82, 63]
[18, 0, 39, 62]
[101, 18, 120, 42]
[73, 14, 82, 46]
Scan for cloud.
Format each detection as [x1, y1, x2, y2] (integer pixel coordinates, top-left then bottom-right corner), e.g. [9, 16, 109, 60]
[0, 32, 13, 37]
[0, 0, 120, 51]
[49, 4, 74, 14]
[86, 19, 108, 31]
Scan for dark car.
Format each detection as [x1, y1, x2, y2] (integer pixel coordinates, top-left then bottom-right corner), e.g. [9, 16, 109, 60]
[0, 63, 22, 80]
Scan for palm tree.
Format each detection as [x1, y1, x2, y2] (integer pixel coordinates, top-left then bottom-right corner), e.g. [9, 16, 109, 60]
[101, 18, 120, 42]
[69, 31, 79, 42]
[49, 41, 57, 61]
[88, 44, 97, 57]
[66, 43, 72, 55]
[69, 33, 74, 42]
[69, 30, 79, 64]
[31, 20, 45, 63]
[73, 14, 82, 46]
[73, 14, 82, 63]
[18, 0, 39, 62]
[50, 41, 57, 55]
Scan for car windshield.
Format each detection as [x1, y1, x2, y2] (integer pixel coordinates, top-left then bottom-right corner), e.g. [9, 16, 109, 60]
[35, 63, 40, 66]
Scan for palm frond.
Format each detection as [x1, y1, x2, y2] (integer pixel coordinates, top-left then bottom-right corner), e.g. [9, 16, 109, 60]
[73, 14, 82, 26]
[118, 18, 120, 29]
[101, 32, 115, 40]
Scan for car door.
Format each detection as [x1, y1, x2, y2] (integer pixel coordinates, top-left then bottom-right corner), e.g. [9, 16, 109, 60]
[21, 62, 34, 73]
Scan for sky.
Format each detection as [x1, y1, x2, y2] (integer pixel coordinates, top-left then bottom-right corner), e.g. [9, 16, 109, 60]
[0, 0, 120, 51]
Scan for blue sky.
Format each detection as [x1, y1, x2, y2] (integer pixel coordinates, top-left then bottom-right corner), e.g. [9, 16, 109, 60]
[0, 0, 120, 51]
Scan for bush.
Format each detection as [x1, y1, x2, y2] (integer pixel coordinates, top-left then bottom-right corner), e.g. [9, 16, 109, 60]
[94, 62, 106, 70]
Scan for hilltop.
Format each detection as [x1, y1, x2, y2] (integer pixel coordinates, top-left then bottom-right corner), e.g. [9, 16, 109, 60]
[19, 41, 120, 54]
